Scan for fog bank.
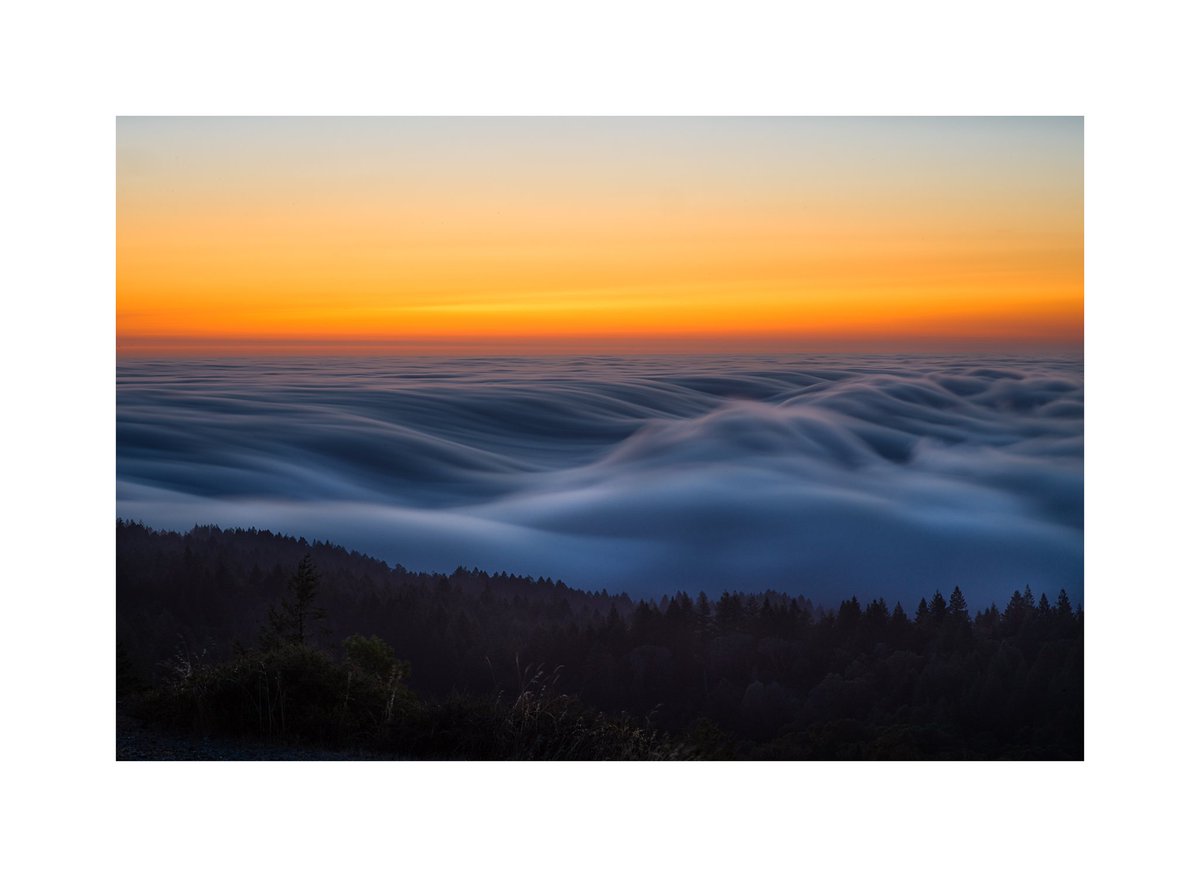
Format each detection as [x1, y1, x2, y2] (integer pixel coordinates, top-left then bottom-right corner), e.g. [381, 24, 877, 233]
[117, 354, 1083, 608]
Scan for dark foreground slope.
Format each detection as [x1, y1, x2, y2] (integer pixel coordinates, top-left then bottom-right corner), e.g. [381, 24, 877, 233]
[117, 521, 1083, 759]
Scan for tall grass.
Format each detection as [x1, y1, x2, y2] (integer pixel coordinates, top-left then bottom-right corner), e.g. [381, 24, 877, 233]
[130, 646, 689, 759]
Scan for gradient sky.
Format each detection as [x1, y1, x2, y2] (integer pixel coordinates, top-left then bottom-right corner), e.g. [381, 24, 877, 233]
[116, 117, 1082, 355]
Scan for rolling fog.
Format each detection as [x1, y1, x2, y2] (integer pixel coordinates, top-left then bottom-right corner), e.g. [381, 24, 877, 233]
[116, 354, 1083, 608]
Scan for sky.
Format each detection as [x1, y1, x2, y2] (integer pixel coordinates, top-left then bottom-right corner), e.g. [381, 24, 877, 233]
[116, 117, 1083, 355]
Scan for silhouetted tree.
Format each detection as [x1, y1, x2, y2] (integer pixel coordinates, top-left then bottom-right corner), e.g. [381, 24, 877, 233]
[266, 554, 326, 647]
[117, 522, 1084, 760]
[838, 596, 862, 630]
[948, 587, 968, 620]
[929, 591, 948, 625]
[915, 597, 930, 626]
[1001, 590, 1029, 637]
[1055, 589, 1073, 618]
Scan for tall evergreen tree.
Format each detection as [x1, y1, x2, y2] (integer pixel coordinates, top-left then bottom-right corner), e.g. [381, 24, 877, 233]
[266, 554, 326, 646]
[1038, 593, 1052, 617]
[1002, 590, 1027, 635]
[838, 596, 863, 629]
[929, 591, 948, 624]
[948, 586, 968, 620]
[1055, 589, 1074, 618]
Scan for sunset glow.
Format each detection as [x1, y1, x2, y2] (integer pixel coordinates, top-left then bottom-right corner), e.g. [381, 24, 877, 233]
[117, 117, 1086, 760]
[117, 117, 1082, 355]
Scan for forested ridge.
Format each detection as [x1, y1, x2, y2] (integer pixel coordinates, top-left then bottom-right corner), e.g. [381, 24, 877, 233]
[117, 520, 1083, 759]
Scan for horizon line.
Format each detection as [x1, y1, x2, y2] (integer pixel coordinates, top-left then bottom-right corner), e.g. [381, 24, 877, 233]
[116, 333, 1084, 358]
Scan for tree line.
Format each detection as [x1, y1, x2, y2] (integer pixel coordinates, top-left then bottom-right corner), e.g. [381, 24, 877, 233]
[117, 521, 1082, 759]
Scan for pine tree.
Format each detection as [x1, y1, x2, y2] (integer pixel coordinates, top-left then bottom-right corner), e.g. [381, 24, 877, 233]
[1038, 593, 1052, 617]
[838, 596, 862, 629]
[266, 554, 326, 647]
[948, 586, 968, 620]
[1055, 589, 1074, 617]
[915, 597, 930, 626]
[945, 586, 972, 648]
[929, 591, 948, 624]
[1002, 589, 1027, 635]
[1054, 589, 1076, 637]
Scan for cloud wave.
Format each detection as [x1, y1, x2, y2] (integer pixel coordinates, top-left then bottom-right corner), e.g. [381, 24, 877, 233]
[117, 354, 1083, 607]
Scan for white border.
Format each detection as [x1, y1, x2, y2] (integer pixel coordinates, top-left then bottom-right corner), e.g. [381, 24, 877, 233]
[6, 1, 1198, 875]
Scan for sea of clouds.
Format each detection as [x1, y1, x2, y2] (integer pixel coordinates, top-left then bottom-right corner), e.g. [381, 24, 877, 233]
[116, 354, 1083, 608]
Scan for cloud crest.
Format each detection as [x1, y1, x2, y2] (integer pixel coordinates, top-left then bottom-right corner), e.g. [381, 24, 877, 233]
[117, 354, 1083, 607]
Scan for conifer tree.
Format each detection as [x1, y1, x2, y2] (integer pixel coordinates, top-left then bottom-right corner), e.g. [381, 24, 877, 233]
[1055, 589, 1073, 617]
[948, 586, 968, 620]
[266, 553, 326, 647]
[929, 591, 948, 624]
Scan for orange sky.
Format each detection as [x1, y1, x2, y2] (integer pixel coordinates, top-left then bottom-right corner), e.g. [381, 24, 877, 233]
[117, 117, 1083, 355]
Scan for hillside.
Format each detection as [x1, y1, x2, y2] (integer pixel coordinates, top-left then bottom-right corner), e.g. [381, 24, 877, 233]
[117, 520, 1083, 759]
